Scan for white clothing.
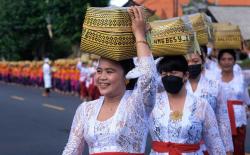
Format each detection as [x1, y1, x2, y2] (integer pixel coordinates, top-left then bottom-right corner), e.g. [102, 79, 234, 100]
[149, 81, 226, 155]
[218, 70, 250, 127]
[62, 56, 157, 155]
[186, 74, 233, 151]
[42, 63, 51, 88]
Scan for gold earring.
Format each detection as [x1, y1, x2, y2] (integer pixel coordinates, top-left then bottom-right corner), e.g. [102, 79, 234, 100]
[125, 79, 130, 85]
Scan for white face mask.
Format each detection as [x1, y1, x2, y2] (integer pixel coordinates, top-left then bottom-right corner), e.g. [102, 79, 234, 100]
[207, 47, 212, 56]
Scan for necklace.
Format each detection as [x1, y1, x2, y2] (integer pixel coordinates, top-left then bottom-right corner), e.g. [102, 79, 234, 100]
[170, 111, 183, 121]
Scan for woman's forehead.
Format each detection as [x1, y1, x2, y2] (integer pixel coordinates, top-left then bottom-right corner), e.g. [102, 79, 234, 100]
[186, 53, 200, 60]
[98, 58, 121, 69]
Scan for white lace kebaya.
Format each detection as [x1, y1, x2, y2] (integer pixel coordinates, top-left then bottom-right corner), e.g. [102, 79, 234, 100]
[186, 74, 233, 152]
[218, 70, 250, 128]
[62, 56, 157, 155]
[149, 80, 226, 155]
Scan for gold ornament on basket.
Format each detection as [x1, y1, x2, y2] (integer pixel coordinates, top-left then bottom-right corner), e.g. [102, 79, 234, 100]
[189, 13, 213, 45]
[212, 23, 242, 49]
[170, 111, 183, 121]
[80, 7, 151, 61]
[149, 16, 199, 56]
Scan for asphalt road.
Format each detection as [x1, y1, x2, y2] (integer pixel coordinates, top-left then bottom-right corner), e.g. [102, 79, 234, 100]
[0, 82, 249, 155]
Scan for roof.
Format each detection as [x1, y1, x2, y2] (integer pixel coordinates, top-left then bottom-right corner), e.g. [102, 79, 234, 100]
[207, 0, 250, 6]
[208, 6, 250, 40]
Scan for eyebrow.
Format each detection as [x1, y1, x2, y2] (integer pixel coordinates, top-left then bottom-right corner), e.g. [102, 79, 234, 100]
[97, 67, 116, 71]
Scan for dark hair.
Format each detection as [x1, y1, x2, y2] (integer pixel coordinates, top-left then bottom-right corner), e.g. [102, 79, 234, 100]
[117, 59, 137, 90]
[218, 49, 236, 62]
[199, 46, 206, 64]
[157, 55, 188, 73]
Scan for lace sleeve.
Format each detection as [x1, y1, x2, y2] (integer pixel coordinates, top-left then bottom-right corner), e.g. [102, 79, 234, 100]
[202, 101, 226, 155]
[216, 86, 233, 152]
[62, 104, 85, 155]
[134, 55, 157, 114]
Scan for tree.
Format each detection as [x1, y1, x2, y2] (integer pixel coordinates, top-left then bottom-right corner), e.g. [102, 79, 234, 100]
[0, 0, 110, 61]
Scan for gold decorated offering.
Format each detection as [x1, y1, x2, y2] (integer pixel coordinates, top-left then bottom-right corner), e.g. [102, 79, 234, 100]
[81, 7, 150, 61]
[150, 17, 196, 56]
[213, 23, 242, 49]
[189, 13, 212, 45]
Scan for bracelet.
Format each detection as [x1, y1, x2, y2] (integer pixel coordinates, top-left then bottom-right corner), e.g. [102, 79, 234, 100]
[135, 40, 148, 46]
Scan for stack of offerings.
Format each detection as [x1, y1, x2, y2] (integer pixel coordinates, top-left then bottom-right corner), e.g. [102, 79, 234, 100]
[213, 23, 242, 49]
[149, 16, 199, 56]
[188, 13, 213, 45]
[80, 7, 150, 61]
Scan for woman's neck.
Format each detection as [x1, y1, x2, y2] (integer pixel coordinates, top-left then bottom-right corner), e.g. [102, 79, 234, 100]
[104, 90, 125, 105]
[222, 70, 234, 82]
[168, 86, 187, 99]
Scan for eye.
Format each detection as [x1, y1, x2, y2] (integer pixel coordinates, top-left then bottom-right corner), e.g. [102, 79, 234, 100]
[106, 70, 114, 74]
[96, 69, 102, 74]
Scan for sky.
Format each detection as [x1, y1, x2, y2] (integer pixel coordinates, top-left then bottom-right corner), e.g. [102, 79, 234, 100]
[109, 0, 129, 6]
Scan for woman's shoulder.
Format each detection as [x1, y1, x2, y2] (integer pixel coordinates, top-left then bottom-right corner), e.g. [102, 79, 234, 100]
[78, 98, 103, 111]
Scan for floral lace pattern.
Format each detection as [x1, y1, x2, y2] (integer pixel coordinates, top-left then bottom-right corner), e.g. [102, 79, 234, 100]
[186, 74, 233, 151]
[149, 83, 226, 155]
[220, 71, 249, 127]
[62, 56, 157, 155]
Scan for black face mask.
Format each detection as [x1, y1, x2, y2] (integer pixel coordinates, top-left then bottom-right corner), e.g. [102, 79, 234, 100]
[188, 64, 202, 79]
[162, 75, 183, 94]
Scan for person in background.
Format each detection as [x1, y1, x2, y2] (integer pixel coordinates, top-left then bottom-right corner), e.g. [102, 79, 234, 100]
[42, 58, 52, 97]
[185, 50, 233, 155]
[216, 49, 250, 155]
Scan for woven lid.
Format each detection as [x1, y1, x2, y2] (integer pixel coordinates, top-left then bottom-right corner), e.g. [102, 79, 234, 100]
[213, 23, 242, 49]
[149, 16, 197, 56]
[81, 7, 150, 61]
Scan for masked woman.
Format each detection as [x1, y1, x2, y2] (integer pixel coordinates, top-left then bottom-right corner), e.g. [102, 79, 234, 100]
[149, 55, 226, 155]
[216, 49, 250, 155]
[185, 51, 233, 154]
[62, 6, 157, 155]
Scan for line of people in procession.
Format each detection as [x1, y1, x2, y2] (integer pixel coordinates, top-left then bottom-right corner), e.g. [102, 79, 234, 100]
[62, 6, 250, 155]
[0, 5, 249, 155]
[0, 57, 100, 100]
[63, 6, 250, 155]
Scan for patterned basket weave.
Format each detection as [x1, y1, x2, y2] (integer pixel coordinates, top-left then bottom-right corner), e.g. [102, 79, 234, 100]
[189, 13, 212, 45]
[149, 16, 196, 56]
[81, 7, 150, 61]
[213, 23, 242, 49]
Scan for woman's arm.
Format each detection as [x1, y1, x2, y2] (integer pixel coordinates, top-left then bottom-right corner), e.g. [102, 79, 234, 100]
[62, 104, 85, 155]
[203, 101, 226, 155]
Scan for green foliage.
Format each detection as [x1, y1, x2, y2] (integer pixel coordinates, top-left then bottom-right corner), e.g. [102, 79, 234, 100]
[0, 0, 110, 60]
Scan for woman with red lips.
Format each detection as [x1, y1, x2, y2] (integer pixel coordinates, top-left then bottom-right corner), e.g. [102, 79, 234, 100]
[62, 6, 157, 155]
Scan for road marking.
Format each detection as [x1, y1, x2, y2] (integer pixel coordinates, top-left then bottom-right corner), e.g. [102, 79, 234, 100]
[11, 96, 24, 101]
[43, 103, 65, 111]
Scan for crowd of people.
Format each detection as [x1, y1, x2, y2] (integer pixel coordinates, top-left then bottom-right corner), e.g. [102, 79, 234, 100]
[0, 56, 100, 101]
[61, 6, 250, 155]
[1, 5, 250, 155]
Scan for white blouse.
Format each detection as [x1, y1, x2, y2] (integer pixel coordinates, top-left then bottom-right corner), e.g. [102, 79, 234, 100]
[219, 70, 250, 127]
[149, 81, 226, 155]
[186, 74, 233, 152]
[62, 56, 157, 155]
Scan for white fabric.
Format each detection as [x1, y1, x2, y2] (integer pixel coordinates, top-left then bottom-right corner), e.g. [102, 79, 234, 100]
[42, 63, 51, 88]
[149, 81, 226, 155]
[218, 71, 250, 127]
[205, 62, 242, 81]
[62, 56, 157, 155]
[186, 74, 233, 152]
